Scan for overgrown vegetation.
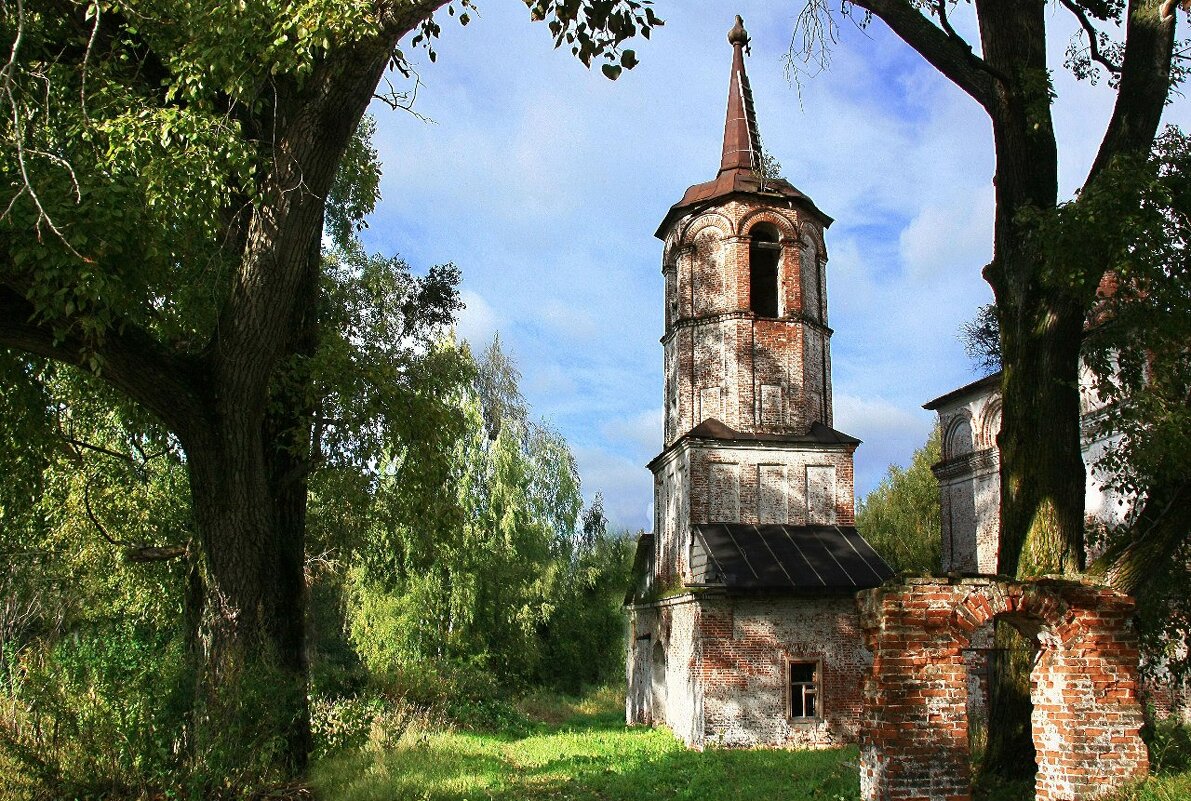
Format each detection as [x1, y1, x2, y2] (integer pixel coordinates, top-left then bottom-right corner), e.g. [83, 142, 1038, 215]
[309, 687, 862, 801]
[855, 428, 941, 575]
[0, 316, 632, 798]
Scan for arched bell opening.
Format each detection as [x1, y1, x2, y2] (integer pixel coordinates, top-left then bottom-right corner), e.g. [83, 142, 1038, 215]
[748, 223, 781, 318]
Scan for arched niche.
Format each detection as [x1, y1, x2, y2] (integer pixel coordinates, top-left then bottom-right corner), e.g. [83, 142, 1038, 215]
[748, 222, 781, 317]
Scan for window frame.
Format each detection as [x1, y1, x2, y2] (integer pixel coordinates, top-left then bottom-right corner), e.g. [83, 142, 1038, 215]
[785, 657, 823, 722]
[747, 224, 782, 318]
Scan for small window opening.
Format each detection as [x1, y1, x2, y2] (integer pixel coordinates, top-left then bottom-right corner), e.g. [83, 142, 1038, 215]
[749, 225, 780, 318]
[788, 660, 819, 719]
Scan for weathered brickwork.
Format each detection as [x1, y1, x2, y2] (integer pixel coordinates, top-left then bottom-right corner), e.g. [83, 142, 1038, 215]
[857, 577, 1148, 801]
[687, 444, 856, 528]
[627, 594, 870, 750]
[625, 598, 703, 744]
[700, 596, 870, 748]
[660, 198, 832, 449]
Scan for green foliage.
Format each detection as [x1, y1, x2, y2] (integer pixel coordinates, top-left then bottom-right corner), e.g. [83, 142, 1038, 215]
[311, 687, 861, 801]
[1, 0, 661, 790]
[0, 624, 192, 800]
[1068, 129, 1191, 685]
[536, 528, 633, 693]
[1076, 129, 1191, 505]
[343, 340, 628, 700]
[856, 427, 942, 574]
[1142, 719, 1191, 775]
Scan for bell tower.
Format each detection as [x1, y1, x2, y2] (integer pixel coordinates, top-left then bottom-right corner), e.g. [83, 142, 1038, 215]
[648, 18, 861, 586]
[657, 16, 836, 449]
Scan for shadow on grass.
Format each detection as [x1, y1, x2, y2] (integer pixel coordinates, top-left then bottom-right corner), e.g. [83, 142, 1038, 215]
[312, 710, 860, 801]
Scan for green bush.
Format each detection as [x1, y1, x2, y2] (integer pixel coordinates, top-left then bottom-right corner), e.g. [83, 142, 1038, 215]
[0, 624, 191, 799]
[1143, 718, 1191, 774]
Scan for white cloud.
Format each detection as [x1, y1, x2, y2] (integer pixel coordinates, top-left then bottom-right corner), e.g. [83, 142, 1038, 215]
[455, 288, 500, 348]
[835, 394, 936, 499]
[573, 445, 653, 532]
[602, 408, 664, 459]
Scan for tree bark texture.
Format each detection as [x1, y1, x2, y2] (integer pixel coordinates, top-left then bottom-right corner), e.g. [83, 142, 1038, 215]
[846, 0, 1177, 781]
[1, 1, 449, 781]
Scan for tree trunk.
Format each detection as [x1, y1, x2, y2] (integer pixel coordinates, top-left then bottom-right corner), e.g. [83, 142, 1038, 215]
[975, 0, 1086, 778]
[182, 415, 309, 785]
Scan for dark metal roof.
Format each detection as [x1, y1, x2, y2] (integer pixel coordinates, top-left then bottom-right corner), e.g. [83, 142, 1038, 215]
[690, 523, 894, 592]
[922, 371, 1002, 411]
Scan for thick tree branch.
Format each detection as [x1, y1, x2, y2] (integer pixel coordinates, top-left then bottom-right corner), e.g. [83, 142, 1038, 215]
[0, 283, 208, 440]
[1058, 0, 1123, 74]
[210, 4, 445, 411]
[1089, 0, 1177, 181]
[850, 0, 1001, 109]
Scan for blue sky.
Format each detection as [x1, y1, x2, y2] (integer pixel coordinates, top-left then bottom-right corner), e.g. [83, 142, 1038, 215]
[361, 2, 1190, 531]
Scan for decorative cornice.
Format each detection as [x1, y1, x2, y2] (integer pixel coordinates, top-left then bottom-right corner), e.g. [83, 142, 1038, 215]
[932, 448, 1000, 481]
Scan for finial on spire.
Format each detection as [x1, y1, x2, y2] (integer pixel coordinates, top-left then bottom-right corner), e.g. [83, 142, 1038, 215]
[728, 15, 751, 56]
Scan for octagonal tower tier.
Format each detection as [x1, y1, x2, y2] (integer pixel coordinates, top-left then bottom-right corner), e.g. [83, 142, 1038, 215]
[647, 17, 865, 587]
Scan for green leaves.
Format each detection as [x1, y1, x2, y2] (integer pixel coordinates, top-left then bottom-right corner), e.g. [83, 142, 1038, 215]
[856, 427, 942, 574]
[526, 0, 662, 78]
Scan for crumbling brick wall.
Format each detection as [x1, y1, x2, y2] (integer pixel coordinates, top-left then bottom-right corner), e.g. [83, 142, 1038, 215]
[857, 577, 1148, 801]
[698, 595, 870, 749]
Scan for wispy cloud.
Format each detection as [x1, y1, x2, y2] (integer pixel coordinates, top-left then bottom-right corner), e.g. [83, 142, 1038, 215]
[363, 0, 1190, 530]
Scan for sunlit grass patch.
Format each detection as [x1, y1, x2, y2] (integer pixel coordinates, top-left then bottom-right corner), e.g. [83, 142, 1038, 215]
[311, 688, 861, 801]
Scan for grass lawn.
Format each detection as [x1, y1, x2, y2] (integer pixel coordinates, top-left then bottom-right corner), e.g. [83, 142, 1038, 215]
[310, 687, 1191, 801]
[309, 688, 860, 801]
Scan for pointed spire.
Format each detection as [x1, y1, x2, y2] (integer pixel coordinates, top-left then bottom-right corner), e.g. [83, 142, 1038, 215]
[720, 16, 763, 176]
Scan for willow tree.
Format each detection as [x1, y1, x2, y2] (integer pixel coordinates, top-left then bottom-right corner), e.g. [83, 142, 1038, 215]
[0, 0, 659, 782]
[792, 0, 1183, 776]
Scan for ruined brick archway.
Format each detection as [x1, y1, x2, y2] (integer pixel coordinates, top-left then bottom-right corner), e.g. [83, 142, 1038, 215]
[857, 577, 1148, 801]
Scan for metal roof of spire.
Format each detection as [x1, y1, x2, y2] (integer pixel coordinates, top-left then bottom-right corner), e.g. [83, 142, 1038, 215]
[720, 16, 763, 176]
[654, 17, 832, 240]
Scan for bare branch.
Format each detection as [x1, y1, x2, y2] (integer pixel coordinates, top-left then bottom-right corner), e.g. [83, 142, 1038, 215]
[83, 480, 131, 548]
[0, 0, 87, 257]
[1059, 0, 1122, 75]
[80, 1, 102, 121]
[373, 72, 435, 124]
[65, 436, 139, 465]
[847, 0, 1002, 109]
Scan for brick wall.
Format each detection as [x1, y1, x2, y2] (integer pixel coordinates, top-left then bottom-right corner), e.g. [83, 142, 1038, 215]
[627, 593, 871, 750]
[856, 577, 1148, 801]
[687, 442, 856, 527]
[699, 595, 870, 748]
[659, 199, 834, 447]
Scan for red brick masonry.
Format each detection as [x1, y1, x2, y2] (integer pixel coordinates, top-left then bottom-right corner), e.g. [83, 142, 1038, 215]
[856, 576, 1148, 801]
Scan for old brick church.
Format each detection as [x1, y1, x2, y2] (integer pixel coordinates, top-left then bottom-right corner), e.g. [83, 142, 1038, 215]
[623, 18, 894, 749]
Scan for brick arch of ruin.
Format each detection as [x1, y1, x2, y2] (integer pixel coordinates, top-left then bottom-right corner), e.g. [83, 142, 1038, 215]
[857, 576, 1148, 801]
[735, 207, 798, 242]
